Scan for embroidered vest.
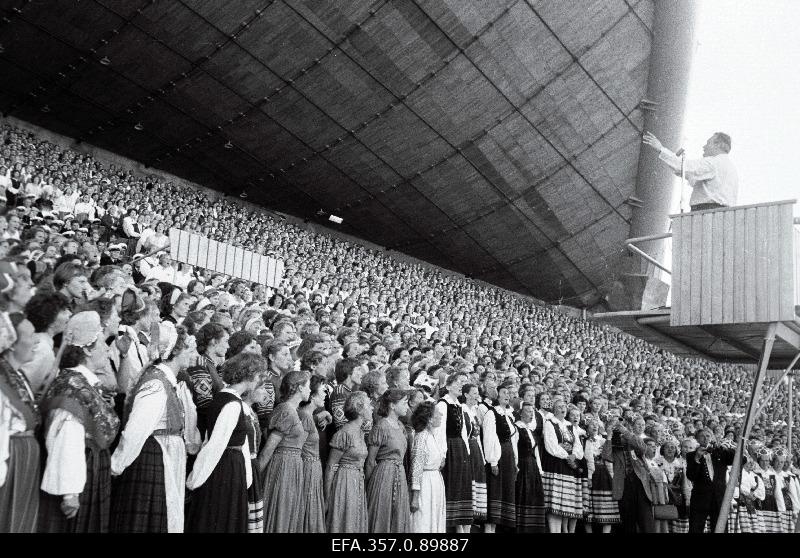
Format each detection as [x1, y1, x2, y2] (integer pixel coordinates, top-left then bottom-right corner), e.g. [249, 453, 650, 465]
[124, 365, 184, 436]
[41, 368, 120, 450]
[550, 419, 575, 445]
[0, 357, 39, 431]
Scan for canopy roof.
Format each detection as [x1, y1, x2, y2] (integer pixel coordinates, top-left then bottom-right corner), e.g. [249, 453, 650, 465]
[0, 0, 661, 304]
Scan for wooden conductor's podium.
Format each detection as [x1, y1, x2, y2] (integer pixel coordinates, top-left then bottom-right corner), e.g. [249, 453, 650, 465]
[595, 199, 800, 532]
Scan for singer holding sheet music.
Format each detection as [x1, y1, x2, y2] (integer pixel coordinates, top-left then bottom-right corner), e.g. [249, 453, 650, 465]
[642, 131, 739, 212]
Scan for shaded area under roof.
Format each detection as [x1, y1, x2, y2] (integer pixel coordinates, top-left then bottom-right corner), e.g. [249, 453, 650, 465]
[0, 0, 669, 304]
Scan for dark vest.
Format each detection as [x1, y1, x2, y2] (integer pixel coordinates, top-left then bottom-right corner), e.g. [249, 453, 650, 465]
[492, 407, 516, 443]
[444, 399, 463, 439]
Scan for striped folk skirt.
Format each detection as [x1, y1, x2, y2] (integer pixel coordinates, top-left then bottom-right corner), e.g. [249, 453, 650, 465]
[110, 437, 168, 533]
[760, 509, 794, 533]
[515, 453, 545, 532]
[442, 437, 472, 527]
[39, 445, 112, 533]
[486, 440, 517, 528]
[247, 457, 264, 533]
[585, 462, 620, 524]
[468, 437, 487, 521]
[540, 451, 584, 519]
[735, 501, 764, 533]
[0, 434, 40, 533]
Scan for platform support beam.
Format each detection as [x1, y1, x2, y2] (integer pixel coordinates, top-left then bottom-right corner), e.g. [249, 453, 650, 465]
[714, 323, 776, 533]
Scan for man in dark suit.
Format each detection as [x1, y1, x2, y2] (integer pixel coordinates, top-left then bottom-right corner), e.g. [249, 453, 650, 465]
[685, 428, 736, 533]
[604, 411, 655, 533]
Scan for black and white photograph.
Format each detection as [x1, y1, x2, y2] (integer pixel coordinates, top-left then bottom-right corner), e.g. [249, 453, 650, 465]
[0, 0, 798, 539]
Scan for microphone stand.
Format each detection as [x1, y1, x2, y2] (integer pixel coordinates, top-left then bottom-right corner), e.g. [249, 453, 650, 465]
[680, 151, 686, 214]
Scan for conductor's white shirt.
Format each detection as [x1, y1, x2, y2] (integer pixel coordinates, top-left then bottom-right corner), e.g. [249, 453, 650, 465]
[659, 148, 739, 208]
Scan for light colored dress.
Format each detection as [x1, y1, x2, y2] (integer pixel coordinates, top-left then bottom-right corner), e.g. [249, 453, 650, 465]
[262, 402, 308, 532]
[327, 426, 368, 533]
[366, 417, 409, 533]
[410, 429, 446, 533]
[299, 409, 325, 532]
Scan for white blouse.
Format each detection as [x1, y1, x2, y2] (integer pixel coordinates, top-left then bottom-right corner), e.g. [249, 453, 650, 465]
[543, 418, 584, 460]
[40, 365, 102, 496]
[433, 395, 469, 460]
[482, 406, 518, 467]
[584, 435, 606, 478]
[186, 388, 251, 491]
[111, 363, 197, 532]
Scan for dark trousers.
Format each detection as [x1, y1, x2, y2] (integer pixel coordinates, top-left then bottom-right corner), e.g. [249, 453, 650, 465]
[690, 202, 725, 212]
[620, 474, 655, 533]
[689, 489, 726, 533]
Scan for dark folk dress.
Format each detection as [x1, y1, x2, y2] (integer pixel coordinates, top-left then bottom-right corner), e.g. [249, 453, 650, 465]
[0, 356, 41, 533]
[439, 398, 472, 527]
[465, 408, 487, 521]
[515, 424, 545, 532]
[110, 365, 185, 533]
[485, 407, 517, 528]
[186, 391, 249, 533]
[245, 405, 264, 533]
[540, 419, 583, 518]
[39, 368, 120, 533]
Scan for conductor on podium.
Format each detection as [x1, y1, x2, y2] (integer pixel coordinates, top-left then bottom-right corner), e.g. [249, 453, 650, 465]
[643, 131, 739, 212]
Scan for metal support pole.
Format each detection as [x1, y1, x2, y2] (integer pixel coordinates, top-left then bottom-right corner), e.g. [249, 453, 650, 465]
[714, 323, 777, 533]
[789, 374, 793, 456]
[752, 352, 800, 423]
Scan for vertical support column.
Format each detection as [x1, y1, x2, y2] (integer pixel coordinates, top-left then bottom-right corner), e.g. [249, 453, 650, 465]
[714, 323, 777, 533]
[611, 0, 699, 311]
[790, 374, 794, 457]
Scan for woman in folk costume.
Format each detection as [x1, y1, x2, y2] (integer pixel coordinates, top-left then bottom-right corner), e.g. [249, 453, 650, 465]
[755, 447, 793, 533]
[583, 416, 619, 532]
[532, 392, 553, 455]
[259, 370, 311, 533]
[109, 320, 201, 532]
[0, 309, 41, 532]
[735, 451, 765, 533]
[298, 374, 327, 533]
[365, 388, 410, 533]
[515, 402, 545, 532]
[39, 311, 120, 533]
[780, 451, 800, 521]
[541, 398, 584, 533]
[643, 437, 670, 533]
[462, 382, 487, 523]
[656, 435, 687, 533]
[433, 372, 472, 532]
[325, 391, 372, 533]
[409, 401, 446, 533]
[241, 356, 269, 534]
[185, 352, 262, 533]
[482, 380, 518, 532]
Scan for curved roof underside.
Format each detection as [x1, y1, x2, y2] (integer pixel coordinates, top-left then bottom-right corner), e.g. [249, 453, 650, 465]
[0, 0, 658, 304]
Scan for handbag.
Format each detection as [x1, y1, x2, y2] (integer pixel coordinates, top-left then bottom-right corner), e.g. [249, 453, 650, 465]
[653, 503, 680, 521]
